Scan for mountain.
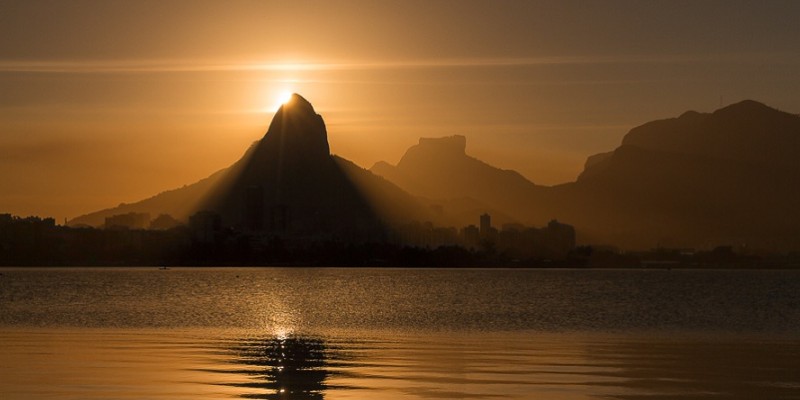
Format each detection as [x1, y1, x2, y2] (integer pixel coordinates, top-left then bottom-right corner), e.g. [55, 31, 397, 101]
[372, 100, 800, 251]
[370, 135, 547, 227]
[68, 98, 800, 250]
[69, 94, 431, 239]
[564, 100, 800, 249]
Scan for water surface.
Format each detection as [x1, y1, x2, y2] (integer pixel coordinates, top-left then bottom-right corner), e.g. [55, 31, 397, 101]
[1, 268, 799, 399]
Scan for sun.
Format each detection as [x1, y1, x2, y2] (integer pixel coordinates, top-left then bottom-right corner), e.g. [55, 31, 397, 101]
[266, 89, 295, 112]
[277, 90, 293, 106]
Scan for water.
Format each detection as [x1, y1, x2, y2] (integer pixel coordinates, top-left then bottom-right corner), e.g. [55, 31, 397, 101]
[1, 268, 799, 399]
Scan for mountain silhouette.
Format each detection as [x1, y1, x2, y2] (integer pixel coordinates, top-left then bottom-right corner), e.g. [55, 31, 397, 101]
[372, 100, 800, 251]
[586, 99, 800, 177]
[564, 100, 800, 249]
[69, 94, 430, 239]
[371, 135, 546, 227]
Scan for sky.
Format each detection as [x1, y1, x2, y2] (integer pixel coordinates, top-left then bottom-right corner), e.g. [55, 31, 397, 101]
[2, 0, 800, 222]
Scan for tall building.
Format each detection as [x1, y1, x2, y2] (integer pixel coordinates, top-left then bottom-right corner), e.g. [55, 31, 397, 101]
[545, 219, 577, 256]
[461, 224, 480, 247]
[480, 213, 491, 235]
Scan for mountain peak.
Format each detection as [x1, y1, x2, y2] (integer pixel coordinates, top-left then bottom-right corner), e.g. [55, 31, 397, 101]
[417, 135, 467, 155]
[712, 99, 787, 119]
[262, 93, 330, 160]
[395, 135, 467, 172]
[278, 93, 315, 114]
[717, 99, 770, 111]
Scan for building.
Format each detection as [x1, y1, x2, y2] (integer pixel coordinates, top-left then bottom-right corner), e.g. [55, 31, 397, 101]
[480, 213, 491, 235]
[461, 224, 480, 248]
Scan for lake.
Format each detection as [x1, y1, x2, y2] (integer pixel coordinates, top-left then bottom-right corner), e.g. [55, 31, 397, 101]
[1, 267, 799, 399]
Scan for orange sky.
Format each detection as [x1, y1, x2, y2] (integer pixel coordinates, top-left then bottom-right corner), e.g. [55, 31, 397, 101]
[2, 1, 800, 221]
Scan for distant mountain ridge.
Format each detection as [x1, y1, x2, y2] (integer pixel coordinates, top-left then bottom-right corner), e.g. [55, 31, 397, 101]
[591, 99, 800, 174]
[71, 98, 800, 251]
[371, 135, 545, 227]
[562, 100, 800, 250]
[371, 100, 800, 251]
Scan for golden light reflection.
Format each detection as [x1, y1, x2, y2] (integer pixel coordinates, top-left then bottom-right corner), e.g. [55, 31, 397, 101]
[259, 297, 299, 338]
[273, 326, 293, 340]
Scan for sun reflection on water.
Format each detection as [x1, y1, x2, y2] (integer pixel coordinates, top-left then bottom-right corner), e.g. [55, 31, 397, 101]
[215, 334, 334, 400]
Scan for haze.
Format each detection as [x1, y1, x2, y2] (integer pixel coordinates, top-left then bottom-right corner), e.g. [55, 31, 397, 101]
[2, 0, 800, 221]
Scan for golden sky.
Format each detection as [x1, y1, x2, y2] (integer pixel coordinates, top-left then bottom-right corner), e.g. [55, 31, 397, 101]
[2, 0, 800, 221]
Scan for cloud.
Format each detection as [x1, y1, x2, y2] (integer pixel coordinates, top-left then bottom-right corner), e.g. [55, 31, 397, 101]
[1, 52, 795, 74]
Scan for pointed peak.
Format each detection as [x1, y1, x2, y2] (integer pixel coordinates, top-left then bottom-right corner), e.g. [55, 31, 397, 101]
[262, 93, 330, 159]
[276, 93, 316, 115]
[285, 92, 313, 107]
